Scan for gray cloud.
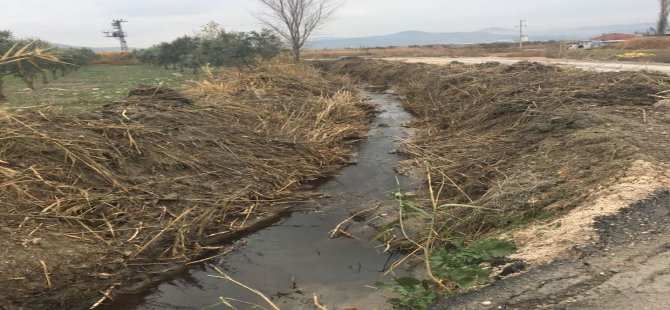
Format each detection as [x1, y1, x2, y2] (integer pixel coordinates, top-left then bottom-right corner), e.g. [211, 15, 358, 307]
[0, 0, 660, 48]
[102, 0, 231, 17]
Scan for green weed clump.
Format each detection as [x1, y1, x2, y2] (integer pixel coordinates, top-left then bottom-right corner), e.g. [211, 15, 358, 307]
[377, 235, 516, 309]
[375, 177, 517, 309]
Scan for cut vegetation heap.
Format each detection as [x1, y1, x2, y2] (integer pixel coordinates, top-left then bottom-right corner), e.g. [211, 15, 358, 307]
[0, 62, 372, 308]
[318, 58, 670, 240]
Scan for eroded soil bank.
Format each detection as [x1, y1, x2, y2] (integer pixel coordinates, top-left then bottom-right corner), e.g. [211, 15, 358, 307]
[317, 58, 670, 253]
[0, 64, 374, 309]
[317, 58, 670, 308]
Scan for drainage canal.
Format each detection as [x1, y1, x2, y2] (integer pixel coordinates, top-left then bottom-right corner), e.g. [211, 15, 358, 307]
[104, 89, 418, 309]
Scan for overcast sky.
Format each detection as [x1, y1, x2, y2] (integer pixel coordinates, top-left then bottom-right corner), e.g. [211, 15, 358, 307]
[0, 0, 660, 48]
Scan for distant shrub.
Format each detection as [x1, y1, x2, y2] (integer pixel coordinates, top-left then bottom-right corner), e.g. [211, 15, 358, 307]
[544, 42, 563, 58]
[650, 49, 670, 63]
[132, 26, 285, 72]
[93, 52, 141, 65]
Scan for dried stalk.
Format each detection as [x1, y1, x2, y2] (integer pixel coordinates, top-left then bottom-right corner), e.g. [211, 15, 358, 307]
[38, 260, 51, 289]
[209, 265, 280, 310]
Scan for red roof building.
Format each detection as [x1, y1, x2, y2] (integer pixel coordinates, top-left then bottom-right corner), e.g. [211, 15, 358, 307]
[592, 33, 640, 41]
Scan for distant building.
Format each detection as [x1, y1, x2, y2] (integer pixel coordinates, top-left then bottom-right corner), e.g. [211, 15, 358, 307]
[568, 33, 640, 50]
[568, 40, 602, 50]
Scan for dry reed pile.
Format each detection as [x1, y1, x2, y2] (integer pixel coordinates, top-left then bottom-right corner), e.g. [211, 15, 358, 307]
[318, 58, 670, 238]
[302, 42, 548, 59]
[609, 36, 670, 50]
[303, 45, 485, 59]
[0, 63, 371, 308]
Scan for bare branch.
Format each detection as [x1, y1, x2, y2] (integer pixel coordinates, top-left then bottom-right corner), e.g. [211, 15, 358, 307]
[255, 0, 342, 62]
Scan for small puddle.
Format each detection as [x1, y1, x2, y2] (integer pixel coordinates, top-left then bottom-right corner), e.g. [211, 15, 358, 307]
[104, 90, 419, 309]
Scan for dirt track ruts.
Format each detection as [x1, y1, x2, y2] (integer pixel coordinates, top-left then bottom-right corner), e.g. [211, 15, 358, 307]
[432, 191, 670, 310]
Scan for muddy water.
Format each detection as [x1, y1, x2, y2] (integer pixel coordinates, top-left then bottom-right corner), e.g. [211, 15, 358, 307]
[107, 90, 418, 309]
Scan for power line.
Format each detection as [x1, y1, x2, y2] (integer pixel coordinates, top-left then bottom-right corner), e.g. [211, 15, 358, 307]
[516, 20, 527, 49]
[103, 19, 129, 52]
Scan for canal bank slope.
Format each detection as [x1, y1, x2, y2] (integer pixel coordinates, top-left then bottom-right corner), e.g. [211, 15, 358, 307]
[317, 58, 670, 308]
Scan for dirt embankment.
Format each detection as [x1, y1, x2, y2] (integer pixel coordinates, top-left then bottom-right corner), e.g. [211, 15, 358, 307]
[316, 58, 670, 250]
[431, 190, 670, 309]
[0, 64, 373, 309]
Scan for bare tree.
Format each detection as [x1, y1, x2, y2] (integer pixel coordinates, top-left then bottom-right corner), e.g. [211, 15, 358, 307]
[256, 0, 340, 62]
[659, 0, 670, 35]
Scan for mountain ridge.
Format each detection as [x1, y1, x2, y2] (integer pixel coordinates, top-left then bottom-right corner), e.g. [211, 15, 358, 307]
[53, 22, 655, 51]
[308, 22, 655, 49]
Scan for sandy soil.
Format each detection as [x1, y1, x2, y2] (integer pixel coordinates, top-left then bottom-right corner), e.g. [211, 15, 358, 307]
[431, 191, 670, 310]
[513, 160, 670, 266]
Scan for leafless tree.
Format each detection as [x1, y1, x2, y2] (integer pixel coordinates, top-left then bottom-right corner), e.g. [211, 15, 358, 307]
[256, 0, 341, 62]
[659, 0, 670, 35]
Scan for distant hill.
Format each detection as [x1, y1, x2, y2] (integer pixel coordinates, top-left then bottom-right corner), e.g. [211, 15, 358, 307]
[480, 27, 518, 36]
[308, 31, 514, 49]
[307, 23, 656, 49]
[53, 22, 656, 52]
[528, 23, 655, 41]
[54, 43, 136, 52]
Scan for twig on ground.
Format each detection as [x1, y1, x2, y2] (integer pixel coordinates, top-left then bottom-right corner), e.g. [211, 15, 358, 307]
[38, 259, 51, 289]
[89, 284, 119, 309]
[329, 204, 379, 238]
[208, 264, 281, 310]
[313, 293, 329, 310]
[185, 248, 234, 266]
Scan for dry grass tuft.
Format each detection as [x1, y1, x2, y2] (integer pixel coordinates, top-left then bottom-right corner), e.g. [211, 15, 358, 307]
[303, 43, 548, 59]
[609, 36, 670, 50]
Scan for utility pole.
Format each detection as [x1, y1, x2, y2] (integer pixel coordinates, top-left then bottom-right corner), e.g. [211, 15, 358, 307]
[104, 19, 129, 52]
[516, 19, 527, 49]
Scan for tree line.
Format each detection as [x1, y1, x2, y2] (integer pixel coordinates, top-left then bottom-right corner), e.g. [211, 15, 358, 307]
[0, 30, 96, 101]
[132, 22, 285, 73]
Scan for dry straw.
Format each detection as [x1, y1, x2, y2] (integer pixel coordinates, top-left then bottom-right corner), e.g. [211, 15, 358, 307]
[318, 58, 670, 238]
[0, 62, 372, 305]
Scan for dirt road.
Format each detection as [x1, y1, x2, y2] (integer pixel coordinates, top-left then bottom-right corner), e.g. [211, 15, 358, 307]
[431, 191, 670, 310]
[383, 56, 670, 74]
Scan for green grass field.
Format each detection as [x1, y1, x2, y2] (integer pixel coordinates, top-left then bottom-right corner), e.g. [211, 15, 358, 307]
[1, 65, 192, 112]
